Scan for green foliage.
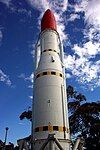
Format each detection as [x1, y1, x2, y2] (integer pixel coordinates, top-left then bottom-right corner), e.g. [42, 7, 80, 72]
[19, 85, 100, 149]
[67, 85, 100, 150]
[19, 110, 32, 121]
[67, 85, 86, 115]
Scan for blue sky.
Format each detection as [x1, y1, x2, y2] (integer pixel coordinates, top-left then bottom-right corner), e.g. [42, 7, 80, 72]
[0, 0, 100, 145]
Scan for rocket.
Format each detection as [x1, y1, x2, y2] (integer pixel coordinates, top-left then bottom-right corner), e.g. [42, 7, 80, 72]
[32, 9, 71, 149]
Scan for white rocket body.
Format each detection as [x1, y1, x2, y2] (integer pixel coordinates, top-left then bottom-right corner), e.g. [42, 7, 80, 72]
[32, 10, 70, 150]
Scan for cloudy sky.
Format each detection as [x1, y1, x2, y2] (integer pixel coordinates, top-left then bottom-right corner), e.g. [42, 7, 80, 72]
[0, 0, 100, 145]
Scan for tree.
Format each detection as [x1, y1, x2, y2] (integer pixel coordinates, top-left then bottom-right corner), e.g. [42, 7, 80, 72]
[70, 102, 100, 150]
[19, 110, 32, 121]
[68, 85, 100, 150]
[67, 85, 86, 116]
[19, 85, 100, 149]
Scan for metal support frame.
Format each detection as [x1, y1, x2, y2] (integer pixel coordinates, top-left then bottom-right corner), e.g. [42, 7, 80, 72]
[73, 137, 85, 150]
[39, 134, 64, 150]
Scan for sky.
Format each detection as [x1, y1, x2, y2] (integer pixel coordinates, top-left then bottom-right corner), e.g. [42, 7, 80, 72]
[0, 0, 100, 145]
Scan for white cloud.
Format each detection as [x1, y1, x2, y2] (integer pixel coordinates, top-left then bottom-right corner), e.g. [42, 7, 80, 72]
[74, 0, 88, 13]
[73, 41, 100, 58]
[70, 35, 100, 90]
[18, 73, 34, 89]
[74, 0, 100, 29]
[31, 49, 35, 58]
[84, 27, 100, 44]
[29, 73, 34, 83]
[65, 73, 71, 79]
[27, 0, 68, 11]
[0, 0, 32, 22]
[0, 0, 11, 7]
[19, 73, 34, 83]
[64, 52, 100, 90]
[18, 122, 25, 125]
[64, 0, 100, 90]
[28, 85, 33, 88]
[30, 43, 35, 58]
[85, 0, 100, 28]
[27, 0, 100, 90]
[68, 13, 80, 22]
[0, 30, 3, 44]
[29, 96, 33, 99]
[27, 0, 68, 41]
[0, 69, 12, 86]
[27, 0, 50, 10]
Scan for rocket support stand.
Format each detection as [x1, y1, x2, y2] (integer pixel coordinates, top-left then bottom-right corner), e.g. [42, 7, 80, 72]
[39, 134, 64, 150]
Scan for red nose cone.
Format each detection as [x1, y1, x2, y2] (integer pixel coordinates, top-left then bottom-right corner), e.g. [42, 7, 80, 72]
[41, 9, 57, 32]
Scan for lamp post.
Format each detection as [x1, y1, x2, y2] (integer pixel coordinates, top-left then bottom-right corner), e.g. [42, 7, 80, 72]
[4, 127, 9, 150]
